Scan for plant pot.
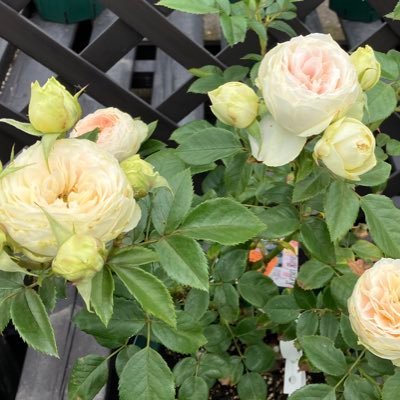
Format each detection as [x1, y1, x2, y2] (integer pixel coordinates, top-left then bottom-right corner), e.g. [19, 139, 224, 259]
[33, 0, 104, 24]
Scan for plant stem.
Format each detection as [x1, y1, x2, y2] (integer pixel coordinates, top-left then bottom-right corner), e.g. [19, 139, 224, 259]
[146, 318, 151, 348]
[334, 349, 366, 390]
[225, 322, 244, 359]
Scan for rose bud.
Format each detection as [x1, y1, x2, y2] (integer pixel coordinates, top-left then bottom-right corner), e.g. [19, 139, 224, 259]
[120, 155, 168, 199]
[313, 117, 376, 181]
[28, 77, 82, 134]
[52, 234, 105, 282]
[70, 108, 148, 161]
[350, 45, 381, 91]
[208, 82, 259, 128]
[348, 258, 400, 366]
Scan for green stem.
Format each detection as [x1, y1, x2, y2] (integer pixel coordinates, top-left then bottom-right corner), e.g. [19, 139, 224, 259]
[334, 349, 366, 390]
[145, 193, 153, 241]
[225, 322, 244, 360]
[146, 318, 152, 348]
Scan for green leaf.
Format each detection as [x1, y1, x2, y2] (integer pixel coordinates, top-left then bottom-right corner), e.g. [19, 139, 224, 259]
[297, 260, 335, 290]
[293, 285, 316, 309]
[11, 288, 58, 357]
[224, 152, 252, 196]
[296, 311, 319, 337]
[289, 384, 336, 400]
[152, 169, 193, 234]
[0, 119, 44, 136]
[299, 335, 347, 376]
[269, 20, 297, 37]
[75, 127, 99, 142]
[188, 75, 226, 94]
[324, 181, 359, 242]
[330, 274, 358, 310]
[139, 139, 166, 158]
[112, 265, 176, 327]
[91, 266, 114, 327]
[214, 249, 247, 282]
[152, 311, 207, 354]
[197, 353, 229, 383]
[357, 160, 391, 187]
[361, 194, 400, 258]
[351, 240, 382, 261]
[365, 351, 394, 375]
[38, 277, 57, 312]
[301, 218, 336, 265]
[154, 235, 209, 291]
[119, 347, 175, 400]
[68, 355, 108, 400]
[176, 128, 242, 165]
[179, 376, 209, 400]
[223, 65, 249, 81]
[363, 82, 397, 126]
[173, 357, 197, 386]
[0, 251, 30, 274]
[41, 133, 61, 168]
[220, 14, 248, 46]
[171, 120, 213, 144]
[382, 369, 400, 400]
[244, 343, 276, 372]
[156, 0, 219, 13]
[115, 345, 141, 378]
[254, 204, 300, 239]
[340, 314, 361, 349]
[293, 168, 331, 203]
[386, 138, 400, 156]
[108, 247, 159, 267]
[237, 373, 267, 400]
[319, 313, 339, 341]
[344, 374, 380, 400]
[146, 149, 186, 182]
[375, 51, 399, 80]
[0, 296, 11, 332]
[184, 288, 209, 319]
[189, 66, 223, 79]
[238, 271, 278, 308]
[0, 271, 24, 299]
[234, 317, 266, 345]
[204, 324, 231, 353]
[73, 297, 145, 348]
[214, 283, 239, 323]
[264, 295, 300, 324]
[180, 198, 265, 245]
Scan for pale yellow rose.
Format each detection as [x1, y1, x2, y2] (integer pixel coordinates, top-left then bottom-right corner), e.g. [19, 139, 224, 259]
[350, 45, 381, 91]
[70, 108, 148, 161]
[120, 155, 168, 198]
[348, 258, 400, 366]
[208, 82, 259, 128]
[255, 33, 362, 166]
[29, 77, 82, 134]
[0, 139, 141, 259]
[52, 234, 105, 282]
[313, 117, 376, 181]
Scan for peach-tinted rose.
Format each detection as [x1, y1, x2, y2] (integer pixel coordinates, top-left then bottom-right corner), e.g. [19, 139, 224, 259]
[0, 139, 141, 259]
[70, 107, 148, 161]
[253, 33, 362, 166]
[348, 258, 400, 365]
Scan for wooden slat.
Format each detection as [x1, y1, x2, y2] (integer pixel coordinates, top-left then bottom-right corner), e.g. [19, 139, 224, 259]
[341, 19, 384, 50]
[0, 14, 78, 112]
[0, 1, 178, 134]
[103, 0, 226, 70]
[356, 22, 400, 52]
[16, 288, 108, 400]
[152, 12, 204, 125]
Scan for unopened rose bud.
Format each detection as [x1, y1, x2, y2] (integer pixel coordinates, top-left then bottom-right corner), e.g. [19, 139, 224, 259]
[52, 234, 105, 282]
[120, 155, 168, 198]
[350, 45, 381, 91]
[314, 117, 376, 181]
[28, 77, 82, 133]
[208, 82, 259, 128]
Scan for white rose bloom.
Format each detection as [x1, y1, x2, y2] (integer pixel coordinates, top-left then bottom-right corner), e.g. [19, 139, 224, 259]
[255, 33, 363, 166]
[0, 139, 141, 258]
[70, 107, 148, 161]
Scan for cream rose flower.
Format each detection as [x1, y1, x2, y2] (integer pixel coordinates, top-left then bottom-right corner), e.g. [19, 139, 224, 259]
[70, 108, 148, 161]
[313, 117, 376, 181]
[255, 33, 362, 166]
[0, 139, 141, 258]
[348, 258, 400, 366]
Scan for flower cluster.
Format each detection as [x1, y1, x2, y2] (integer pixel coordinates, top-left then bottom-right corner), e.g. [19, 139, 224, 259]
[208, 33, 380, 181]
[0, 78, 163, 284]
